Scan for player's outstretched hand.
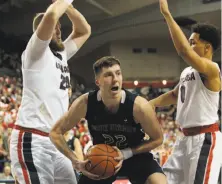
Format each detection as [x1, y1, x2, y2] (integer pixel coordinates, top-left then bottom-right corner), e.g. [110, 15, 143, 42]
[159, 0, 170, 16]
[113, 146, 124, 175]
[72, 159, 100, 180]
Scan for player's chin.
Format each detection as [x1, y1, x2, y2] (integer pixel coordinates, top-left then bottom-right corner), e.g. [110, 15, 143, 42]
[110, 89, 120, 96]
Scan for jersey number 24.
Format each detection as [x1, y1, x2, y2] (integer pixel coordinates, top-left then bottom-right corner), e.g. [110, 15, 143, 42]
[60, 74, 70, 90]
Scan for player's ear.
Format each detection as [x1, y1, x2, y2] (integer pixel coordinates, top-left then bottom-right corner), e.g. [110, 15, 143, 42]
[204, 43, 211, 54]
[205, 43, 211, 50]
[95, 78, 100, 87]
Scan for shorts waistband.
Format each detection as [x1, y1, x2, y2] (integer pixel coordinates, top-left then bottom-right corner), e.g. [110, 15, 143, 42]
[182, 123, 219, 136]
[14, 125, 49, 137]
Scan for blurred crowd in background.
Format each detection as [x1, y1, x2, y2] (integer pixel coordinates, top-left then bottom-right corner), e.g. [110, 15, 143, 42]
[0, 43, 219, 181]
[0, 73, 182, 180]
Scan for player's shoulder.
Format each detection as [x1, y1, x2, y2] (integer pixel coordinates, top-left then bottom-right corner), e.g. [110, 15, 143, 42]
[134, 95, 148, 106]
[79, 92, 89, 103]
[179, 66, 193, 77]
[193, 59, 220, 77]
[71, 93, 89, 107]
[182, 66, 192, 73]
[133, 95, 149, 113]
[23, 33, 51, 55]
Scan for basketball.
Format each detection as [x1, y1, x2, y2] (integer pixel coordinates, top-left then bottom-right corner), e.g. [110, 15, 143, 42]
[85, 144, 119, 179]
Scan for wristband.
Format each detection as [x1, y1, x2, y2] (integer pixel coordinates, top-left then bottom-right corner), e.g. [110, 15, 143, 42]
[64, 0, 73, 5]
[121, 148, 133, 160]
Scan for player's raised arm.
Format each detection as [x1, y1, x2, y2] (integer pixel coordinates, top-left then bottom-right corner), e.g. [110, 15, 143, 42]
[24, 0, 76, 69]
[36, 0, 74, 41]
[131, 96, 163, 155]
[159, 0, 220, 78]
[64, 5, 91, 60]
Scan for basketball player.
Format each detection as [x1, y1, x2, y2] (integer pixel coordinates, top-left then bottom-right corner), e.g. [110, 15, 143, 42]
[149, 0, 222, 183]
[50, 56, 167, 184]
[9, 0, 91, 183]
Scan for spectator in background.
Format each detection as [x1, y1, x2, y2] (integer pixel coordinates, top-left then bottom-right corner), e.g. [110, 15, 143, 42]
[0, 165, 13, 180]
[0, 48, 22, 75]
[76, 119, 93, 155]
[0, 136, 8, 173]
[0, 76, 22, 177]
[64, 131, 84, 161]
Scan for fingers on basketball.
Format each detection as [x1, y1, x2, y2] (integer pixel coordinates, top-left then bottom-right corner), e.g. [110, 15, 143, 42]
[114, 160, 123, 175]
[112, 146, 123, 161]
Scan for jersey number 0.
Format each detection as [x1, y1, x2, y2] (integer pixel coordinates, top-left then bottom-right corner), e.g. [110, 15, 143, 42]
[180, 85, 186, 103]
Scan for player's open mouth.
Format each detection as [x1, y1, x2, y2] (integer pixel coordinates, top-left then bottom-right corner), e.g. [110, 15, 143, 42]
[111, 86, 119, 91]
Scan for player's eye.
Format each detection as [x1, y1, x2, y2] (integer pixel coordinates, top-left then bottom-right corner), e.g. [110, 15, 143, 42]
[104, 73, 112, 77]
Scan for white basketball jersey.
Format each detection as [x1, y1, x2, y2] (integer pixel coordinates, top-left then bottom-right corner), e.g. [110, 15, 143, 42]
[176, 66, 220, 128]
[16, 33, 78, 133]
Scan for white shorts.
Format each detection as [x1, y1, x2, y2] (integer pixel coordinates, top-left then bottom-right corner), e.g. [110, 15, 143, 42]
[10, 129, 77, 184]
[163, 131, 222, 184]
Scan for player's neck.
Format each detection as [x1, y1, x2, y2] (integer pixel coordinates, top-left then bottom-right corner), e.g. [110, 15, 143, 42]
[203, 53, 213, 60]
[101, 93, 122, 113]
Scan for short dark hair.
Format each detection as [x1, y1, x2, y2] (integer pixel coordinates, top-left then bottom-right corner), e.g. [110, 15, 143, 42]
[33, 13, 44, 32]
[93, 56, 121, 76]
[191, 23, 221, 51]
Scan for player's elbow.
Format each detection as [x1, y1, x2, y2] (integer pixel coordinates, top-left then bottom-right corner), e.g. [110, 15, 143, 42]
[81, 24, 91, 40]
[85, 24, 91, 35]
[49, 130, 56, 143]
[76, 23, 91, 37]
[49, 128, 60, 144]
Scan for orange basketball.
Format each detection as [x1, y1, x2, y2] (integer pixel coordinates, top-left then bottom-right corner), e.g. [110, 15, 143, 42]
[85, 144, 119, 179]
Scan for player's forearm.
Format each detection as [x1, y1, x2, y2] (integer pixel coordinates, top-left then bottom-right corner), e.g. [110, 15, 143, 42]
[46, 0, 74, 21]
[49, 132, 77, 161]
[163, 12, 191, 56]
[131, 138, 163, 155]
[149, 90, 177, 108]
[66, 6, 91, 35]
[75, 150, 84, 161]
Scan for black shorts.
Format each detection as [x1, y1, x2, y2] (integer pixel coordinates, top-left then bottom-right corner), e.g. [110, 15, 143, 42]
[78, 152, 164, 184]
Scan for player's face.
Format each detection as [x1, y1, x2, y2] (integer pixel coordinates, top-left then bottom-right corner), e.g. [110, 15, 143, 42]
[189, 33, 210, 57]
[50, 22, 65, 52]
[96, 64, 123, 98]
